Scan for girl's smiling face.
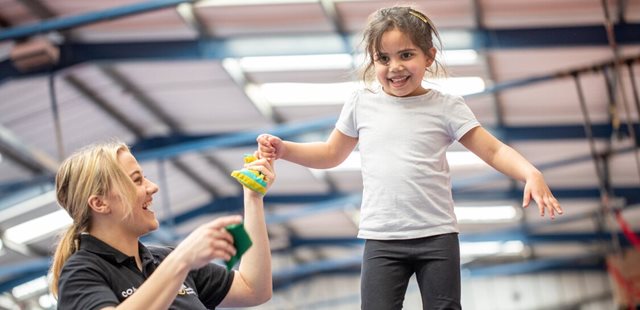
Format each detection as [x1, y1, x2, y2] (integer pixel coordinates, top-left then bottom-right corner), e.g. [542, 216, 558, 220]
[374, 28, 435, 97]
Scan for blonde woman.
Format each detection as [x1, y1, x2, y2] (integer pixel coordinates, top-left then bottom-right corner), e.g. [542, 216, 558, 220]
[50, 141, 274, 309]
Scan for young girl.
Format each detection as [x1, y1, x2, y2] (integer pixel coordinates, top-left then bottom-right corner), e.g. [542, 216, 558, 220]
[257, 6, 563, 310]
[51, 141, 275, 309]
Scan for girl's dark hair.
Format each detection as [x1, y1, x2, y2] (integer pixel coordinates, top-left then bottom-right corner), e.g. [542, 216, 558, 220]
[359, 6, 447, 86]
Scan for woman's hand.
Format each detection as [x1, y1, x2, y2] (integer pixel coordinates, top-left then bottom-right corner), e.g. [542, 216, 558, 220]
[246, 152, 276, 195]
[173, 215, 243, 269]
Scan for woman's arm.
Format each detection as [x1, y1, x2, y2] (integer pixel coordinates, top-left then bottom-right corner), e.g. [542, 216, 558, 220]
[100, 216, 242, 310]
[219, 157, 275, 307]
[459, 126, 563, 218]
[258, 129, 358, 169]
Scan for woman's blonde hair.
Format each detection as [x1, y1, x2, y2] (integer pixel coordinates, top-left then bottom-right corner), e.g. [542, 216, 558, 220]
[50, 140, 136, 297]
[359, 6, 447, 87]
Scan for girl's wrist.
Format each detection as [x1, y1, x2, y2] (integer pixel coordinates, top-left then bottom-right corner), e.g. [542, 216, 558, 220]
[525, 169, 543, 182]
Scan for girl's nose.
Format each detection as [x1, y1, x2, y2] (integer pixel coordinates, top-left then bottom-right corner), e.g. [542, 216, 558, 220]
[389, 59, 403, 71]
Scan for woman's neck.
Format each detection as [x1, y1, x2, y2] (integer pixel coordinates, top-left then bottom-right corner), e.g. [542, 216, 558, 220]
[89, 225, 140, 259]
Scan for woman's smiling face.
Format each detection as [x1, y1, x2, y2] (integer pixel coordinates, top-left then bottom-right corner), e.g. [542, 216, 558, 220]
[111, 150, 160, 236]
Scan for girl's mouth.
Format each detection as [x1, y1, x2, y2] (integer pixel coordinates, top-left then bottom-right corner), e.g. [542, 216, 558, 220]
[389, 76, 410, 87]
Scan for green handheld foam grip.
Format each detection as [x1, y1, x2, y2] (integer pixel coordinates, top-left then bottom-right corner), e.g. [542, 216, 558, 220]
[225, 223, 253, 270]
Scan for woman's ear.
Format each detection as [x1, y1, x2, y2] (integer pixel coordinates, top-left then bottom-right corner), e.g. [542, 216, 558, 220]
[88, 195, 110, 214]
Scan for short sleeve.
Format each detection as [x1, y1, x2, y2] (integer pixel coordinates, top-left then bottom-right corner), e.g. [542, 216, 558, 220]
[191, 262, 235, 308]
[335, 90, 360, 138]
[58, 260, 119, 310]
[445, 95, 480, 141]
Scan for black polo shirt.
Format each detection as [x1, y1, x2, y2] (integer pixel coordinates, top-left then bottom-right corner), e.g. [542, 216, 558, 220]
[57, 234, 234, 310]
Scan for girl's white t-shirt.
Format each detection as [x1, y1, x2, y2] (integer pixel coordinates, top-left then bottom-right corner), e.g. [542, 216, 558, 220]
[336, 88, 480, 240]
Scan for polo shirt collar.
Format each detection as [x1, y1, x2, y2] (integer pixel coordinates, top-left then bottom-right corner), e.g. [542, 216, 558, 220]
[79, 234, 151, 265]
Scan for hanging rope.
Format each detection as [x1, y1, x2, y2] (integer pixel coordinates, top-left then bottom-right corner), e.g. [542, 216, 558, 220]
[598, 5, 640, 307]
[48, 72, 65, 161]
[601, 0, 640, 181]
[626, 60, 640, 141]
[572, 72, 622, 249]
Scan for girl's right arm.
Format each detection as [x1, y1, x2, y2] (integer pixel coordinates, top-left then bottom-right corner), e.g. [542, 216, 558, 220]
[257, 129, 358, 169]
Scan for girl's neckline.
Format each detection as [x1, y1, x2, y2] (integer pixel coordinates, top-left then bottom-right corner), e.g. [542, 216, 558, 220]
[379, 87, 437, 101]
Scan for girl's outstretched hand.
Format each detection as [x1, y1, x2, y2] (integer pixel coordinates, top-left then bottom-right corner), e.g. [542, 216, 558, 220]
[522, 172, 563, 219]
[256, 134, 285, 161]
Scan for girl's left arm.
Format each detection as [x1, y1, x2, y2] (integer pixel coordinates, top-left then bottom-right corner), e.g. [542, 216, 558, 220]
[459, 126, 563, 219]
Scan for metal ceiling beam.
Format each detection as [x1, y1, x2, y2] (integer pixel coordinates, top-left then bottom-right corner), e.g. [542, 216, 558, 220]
[0, 0, 195, 41]
[0, 125, 58, 175]
[80, 67, 222, 198]
[157, 186, 640, 230]
[175, 2, 211, 37]
[129, 118, 639, 162]
[465, 253, 605, 277]
[271, 252, 606, 291]
[3, 7, 639, 47]
[285, 231, 638, 249]
[15, 0, 78, 44]
[2, 24, 640, 83]
[0, 238, 616, 294]
[3, 115, 634, 193]
[133, 117, 337, 161]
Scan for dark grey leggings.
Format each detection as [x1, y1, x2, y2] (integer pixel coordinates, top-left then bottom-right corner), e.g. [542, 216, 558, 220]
[361, 233, 461, 310]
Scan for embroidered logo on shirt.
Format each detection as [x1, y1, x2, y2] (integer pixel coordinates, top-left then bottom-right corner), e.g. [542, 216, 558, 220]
[177, 283, 196, 296]
[121, 286, 137, 298]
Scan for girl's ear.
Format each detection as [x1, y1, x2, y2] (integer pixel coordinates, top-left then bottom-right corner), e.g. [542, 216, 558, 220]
[88, 195, 110, 214]
[425, 47, 437, 67]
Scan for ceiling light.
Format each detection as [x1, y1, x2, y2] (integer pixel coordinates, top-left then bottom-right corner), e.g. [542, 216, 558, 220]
[261, 82, 356, 106]
[11, 276, 49, 299]
[39, 294, 56, 309]
[423, 77, 485, 96]
[438, 49, 478, 66]
[238, 54, 354, 72]
[4, 209, 72, 244]
[455, 205, 519, 223]
[460, 240, 524, 258]
[262, 76, 484, 107]
[0, 190, 56, 223]
[237, 49, 476, 73]
[197, 0, 316, 7]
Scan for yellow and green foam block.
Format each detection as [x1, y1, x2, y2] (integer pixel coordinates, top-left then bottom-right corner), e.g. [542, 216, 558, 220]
[230, 154, 267, 195]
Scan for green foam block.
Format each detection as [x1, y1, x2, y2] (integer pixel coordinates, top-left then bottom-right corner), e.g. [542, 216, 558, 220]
[225, 223, 253, 270]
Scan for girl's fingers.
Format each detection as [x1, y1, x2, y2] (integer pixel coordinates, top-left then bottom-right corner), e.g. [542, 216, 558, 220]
[554, 202, 563, 214]
[522, 188, 531, 208]
[533, 195, 545, 217]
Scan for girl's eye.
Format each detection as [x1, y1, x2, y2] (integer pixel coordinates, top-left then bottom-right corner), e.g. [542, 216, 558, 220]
[134, 177, 143, 185]
[376, 55, 390, 65]
[401, 52, 413, 59]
